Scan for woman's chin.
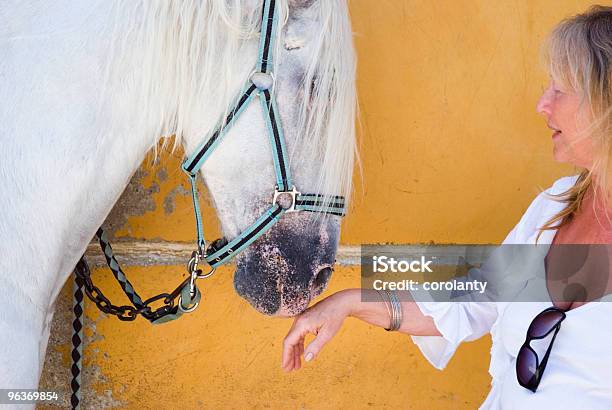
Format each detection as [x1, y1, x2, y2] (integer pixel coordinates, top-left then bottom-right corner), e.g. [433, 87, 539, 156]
[551, 142, 573, 165]
[552, 147, 568, 164]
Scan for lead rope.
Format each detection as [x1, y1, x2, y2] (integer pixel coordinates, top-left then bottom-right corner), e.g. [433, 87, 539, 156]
[95, 228, 147, 309]
[71, 271, 85, 410]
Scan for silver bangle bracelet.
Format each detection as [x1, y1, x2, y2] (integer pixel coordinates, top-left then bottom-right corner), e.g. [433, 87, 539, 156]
[377, 290, 403, 331]
[377, 290, 393, 330]
[387, 290, 403, 331]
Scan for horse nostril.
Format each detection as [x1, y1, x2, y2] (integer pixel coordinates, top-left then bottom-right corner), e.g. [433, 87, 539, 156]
[314, 267, 333, 288]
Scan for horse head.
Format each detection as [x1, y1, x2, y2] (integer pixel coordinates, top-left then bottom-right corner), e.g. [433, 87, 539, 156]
[109, 0, 357, 316]
[196, 0, 356, 316]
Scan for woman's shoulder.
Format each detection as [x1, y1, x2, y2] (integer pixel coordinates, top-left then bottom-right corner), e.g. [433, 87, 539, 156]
[504, 175, 580, 244]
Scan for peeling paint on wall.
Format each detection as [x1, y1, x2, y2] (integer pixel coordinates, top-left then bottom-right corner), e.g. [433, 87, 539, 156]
[103, 167, 160, 240]
[163, 184, 190, 215]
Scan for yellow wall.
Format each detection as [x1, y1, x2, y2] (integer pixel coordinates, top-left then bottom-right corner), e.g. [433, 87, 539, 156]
[42, 1, 595, 408]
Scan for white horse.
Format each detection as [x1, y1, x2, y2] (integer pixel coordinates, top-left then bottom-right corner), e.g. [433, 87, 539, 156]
[0, 0, 356, 393]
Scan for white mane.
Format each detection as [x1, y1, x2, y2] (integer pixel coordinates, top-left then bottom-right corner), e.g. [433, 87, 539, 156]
[102, 0, 356, 202]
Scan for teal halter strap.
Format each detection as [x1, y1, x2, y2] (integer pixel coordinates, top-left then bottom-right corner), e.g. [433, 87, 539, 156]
[182, 0, 346, 269]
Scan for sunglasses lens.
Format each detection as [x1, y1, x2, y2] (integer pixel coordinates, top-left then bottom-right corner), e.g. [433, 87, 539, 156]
[528, 309, 564, 338]
[516, 346, 538, 387]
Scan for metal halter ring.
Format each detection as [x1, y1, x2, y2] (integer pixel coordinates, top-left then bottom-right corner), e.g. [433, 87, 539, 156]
[187, 250, 201, 273]
[187, 251, 201, 295]
[196, 267, 215, 279]
[250, 70, 275, 91]
[178, 293, 200, 313]
[273, 186, 300, 213]
[187, 249, 215, 281]
[178, 272, 202, 314]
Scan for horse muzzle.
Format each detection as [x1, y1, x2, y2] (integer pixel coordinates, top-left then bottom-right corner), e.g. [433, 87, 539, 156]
[232, 216, 340, 316]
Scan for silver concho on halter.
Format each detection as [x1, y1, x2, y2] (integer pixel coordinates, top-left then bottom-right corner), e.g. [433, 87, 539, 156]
[273, 186, 300, 213]
[250, 71, 274, 91]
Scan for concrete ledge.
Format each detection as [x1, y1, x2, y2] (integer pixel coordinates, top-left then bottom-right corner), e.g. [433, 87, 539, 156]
[85, 241, 361, 267]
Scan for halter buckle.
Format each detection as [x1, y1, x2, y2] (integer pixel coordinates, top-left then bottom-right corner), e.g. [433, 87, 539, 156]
[273, 186, 300, 213]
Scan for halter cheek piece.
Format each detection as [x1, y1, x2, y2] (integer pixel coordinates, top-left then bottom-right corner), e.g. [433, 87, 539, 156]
[74, 0, 347, 325]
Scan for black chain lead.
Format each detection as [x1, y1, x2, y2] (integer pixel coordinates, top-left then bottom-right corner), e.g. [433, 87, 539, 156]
[74, 256, 195, 322]
[74, 228, 211, 323]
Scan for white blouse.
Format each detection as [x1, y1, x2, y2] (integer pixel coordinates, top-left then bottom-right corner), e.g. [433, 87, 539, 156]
[410, 175, 612, 409]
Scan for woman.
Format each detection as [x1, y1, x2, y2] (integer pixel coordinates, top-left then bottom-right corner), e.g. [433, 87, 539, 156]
[281, 5, 612, 409]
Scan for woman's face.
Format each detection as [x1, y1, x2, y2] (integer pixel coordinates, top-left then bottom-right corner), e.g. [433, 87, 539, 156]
[536, 79, 594, 169]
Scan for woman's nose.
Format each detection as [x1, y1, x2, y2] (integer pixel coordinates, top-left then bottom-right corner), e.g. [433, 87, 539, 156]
[536, 85, 553, 116]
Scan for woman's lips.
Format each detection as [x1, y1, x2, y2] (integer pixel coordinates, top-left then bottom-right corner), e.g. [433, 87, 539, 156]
[547, 123, 561, 139]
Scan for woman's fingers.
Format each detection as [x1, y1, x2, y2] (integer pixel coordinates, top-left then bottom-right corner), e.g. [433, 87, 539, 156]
[298, 337, 304, 366]
[282, 319, 309, 371]
[303, 326, 333, 362]
[293, 336, 300, 370]
[282, 324, 335, 371]
[281, 291, 354, 371]
[294, 335, 304, 370]
[293, 342, 301, 370]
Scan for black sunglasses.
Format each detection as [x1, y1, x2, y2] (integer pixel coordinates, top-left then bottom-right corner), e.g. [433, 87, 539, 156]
[516, 306, 566, 392]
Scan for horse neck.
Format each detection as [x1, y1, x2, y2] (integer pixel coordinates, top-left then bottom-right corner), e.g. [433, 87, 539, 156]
[0, 8, 163, 332]
[0, 0, 264, 323]
[1, 103, 153, 305]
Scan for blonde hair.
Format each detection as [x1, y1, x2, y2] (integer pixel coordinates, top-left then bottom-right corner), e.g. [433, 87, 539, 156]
[539, 5, 612, 236]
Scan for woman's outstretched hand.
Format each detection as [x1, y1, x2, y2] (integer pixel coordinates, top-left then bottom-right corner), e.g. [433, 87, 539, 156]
[281, 290, 357, 372]
[281, 288, 439, 372]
